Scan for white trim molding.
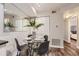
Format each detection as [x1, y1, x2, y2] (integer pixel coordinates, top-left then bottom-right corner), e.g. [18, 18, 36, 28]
[49, 45, 64, 48]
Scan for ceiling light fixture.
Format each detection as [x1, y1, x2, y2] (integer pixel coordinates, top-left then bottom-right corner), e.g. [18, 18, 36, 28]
[31, 6, 37, 15]
[36, 3, 40, 7]
[52, 11, 56, 13]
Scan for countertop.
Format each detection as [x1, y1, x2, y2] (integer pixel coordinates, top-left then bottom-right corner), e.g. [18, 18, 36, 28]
[0, 40, 8, 45]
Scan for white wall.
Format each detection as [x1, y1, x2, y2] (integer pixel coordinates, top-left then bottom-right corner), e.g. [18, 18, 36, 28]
[77, 16, 79, 48]
[0, 4, 4, 35]
[64, 18, 71, 43]
[49, 12, 65, 48]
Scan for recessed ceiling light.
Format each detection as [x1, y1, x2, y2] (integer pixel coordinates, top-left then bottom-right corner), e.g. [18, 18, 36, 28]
[36, 3, 40, 7]
[31, 6, 37, 15]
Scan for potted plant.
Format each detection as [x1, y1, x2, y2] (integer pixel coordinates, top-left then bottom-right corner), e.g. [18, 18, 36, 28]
[25, 18, 44, 39]
[4, 22, 14, 32]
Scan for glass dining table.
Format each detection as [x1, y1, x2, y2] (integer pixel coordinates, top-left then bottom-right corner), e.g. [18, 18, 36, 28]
[24, 38, 44, 56]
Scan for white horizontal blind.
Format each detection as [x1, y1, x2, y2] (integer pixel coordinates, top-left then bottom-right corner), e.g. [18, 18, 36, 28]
[14, 20, 22, 31]
[36, 17, 49, 39]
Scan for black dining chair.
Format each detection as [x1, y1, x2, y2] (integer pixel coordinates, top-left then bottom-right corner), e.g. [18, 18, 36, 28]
[44, 35, 48, 41]
[28, 34, 32, 37]
[33, 41, 50, 56]
[15, 38, 29, 56]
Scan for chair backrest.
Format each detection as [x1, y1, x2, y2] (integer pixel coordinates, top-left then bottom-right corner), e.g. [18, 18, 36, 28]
[15, 38, 21, 51]
[28, 34, 32, 37]
[38, 41, 49, 55]
[44, 35, 48, 41]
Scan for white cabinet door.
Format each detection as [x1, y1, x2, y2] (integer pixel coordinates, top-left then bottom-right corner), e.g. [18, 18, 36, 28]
[0, 45, 7, 56]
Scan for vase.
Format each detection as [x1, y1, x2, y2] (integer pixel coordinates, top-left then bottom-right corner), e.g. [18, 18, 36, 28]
[32, 31, 36, 40]
[5, 27, 10, 32]
[31, 28, 36, 40]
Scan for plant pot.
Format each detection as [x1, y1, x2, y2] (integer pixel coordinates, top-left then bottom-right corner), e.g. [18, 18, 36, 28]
[4, 27, 15, 32]
[32, 31, 36, 39]
[9, 28, 15, 31]
[4, 27, 10, 32]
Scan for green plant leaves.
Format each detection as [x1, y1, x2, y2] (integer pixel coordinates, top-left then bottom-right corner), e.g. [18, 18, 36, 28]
[26, 24, 32, 27]
[25, 18, 44, 29]
[35, 24, 44, 29]
[4, 22, 14, 28]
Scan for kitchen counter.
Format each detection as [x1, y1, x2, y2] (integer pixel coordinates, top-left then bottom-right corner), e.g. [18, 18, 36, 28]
[0, 40, 8, 56]
[0, 40, 8, 45]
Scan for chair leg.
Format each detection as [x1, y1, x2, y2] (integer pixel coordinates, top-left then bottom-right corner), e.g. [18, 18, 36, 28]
[45, 51, 49, 56]
[16, 52, 19, 56]
[47, 51, 49, 56]
[16, 51, 20, 56]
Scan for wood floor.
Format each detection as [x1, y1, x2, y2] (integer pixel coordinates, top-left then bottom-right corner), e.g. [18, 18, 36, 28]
[20, 39, 79, 56]
[49, 39, 79, 56]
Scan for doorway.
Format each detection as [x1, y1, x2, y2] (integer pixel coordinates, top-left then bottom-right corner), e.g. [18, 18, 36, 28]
[67, 16, 78, 47]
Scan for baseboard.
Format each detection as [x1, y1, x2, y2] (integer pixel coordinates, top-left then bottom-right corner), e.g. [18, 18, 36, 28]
[64, 40, 70, 43]
[49, 45, 64, 48]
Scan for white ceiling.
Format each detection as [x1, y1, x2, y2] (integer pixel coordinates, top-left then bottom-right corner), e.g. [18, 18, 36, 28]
[4, 3, 79, 18]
